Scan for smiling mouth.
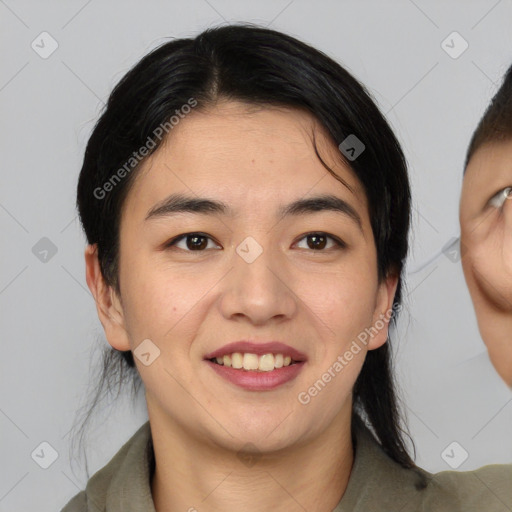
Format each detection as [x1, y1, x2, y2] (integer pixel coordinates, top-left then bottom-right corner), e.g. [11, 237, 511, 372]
[208, 352, 301, 372]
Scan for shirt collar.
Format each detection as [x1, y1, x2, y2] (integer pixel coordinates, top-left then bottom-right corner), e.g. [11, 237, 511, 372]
[334, 420, 429, 511]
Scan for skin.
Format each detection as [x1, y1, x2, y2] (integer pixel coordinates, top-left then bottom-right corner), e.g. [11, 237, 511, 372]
[85, 100, 398, 512]
[460, 139, 512, 388]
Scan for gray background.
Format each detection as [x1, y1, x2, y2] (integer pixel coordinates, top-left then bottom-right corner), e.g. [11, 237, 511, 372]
[1, 0, 512, 510]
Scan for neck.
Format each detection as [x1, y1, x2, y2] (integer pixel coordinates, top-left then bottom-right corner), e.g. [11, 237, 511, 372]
[149, 404, 354, 512]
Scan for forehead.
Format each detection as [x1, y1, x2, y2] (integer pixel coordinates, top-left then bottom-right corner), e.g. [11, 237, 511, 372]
[152, 101, 353, 174]
[123, 100, 367, 221]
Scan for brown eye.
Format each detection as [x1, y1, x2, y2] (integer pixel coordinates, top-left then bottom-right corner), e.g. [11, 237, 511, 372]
[165, 233, 219, 251]
[295, 232, 346, 251]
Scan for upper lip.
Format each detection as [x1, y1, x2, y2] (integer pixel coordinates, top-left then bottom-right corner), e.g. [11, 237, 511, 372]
[204, 341, 307, 362]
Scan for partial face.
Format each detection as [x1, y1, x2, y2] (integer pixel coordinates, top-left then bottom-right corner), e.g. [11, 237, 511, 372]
[460, 139, 512, 386]
[104, 101, 396, 452]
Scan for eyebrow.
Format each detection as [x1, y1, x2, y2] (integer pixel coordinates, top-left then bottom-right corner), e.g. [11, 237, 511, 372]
[145, 193, 362, 230]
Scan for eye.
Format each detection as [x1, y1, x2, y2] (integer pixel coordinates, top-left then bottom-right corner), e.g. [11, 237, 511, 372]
[294, 232, 346, 251]
[489, 187, 512, 209]
[164, 232, 220, 251]
[164, 231, 346, 253]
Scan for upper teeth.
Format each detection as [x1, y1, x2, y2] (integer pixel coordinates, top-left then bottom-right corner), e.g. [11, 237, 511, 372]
[214, 353, 294, 371]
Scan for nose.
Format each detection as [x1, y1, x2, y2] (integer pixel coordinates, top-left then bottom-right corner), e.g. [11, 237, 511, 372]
[218, 237, 298, 326]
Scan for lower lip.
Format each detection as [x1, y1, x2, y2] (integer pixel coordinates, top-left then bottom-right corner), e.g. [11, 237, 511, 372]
[205, 360, 305, 391]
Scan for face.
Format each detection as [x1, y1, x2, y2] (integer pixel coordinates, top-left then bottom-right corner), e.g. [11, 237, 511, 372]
[460, 139, 512, 385]
[89, 100, 397, 453]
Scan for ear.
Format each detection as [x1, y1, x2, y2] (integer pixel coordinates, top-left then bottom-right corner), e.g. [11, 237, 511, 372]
[367, 272, 399, 351]
[84, 244, 131, 351]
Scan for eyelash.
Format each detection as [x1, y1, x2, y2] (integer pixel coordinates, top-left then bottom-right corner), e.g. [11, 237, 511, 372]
[164, 232, 346, 252]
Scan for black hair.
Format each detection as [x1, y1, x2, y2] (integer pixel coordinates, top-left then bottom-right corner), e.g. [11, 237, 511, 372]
[465, 62, 512, 169]
[72, 22, 415, 478]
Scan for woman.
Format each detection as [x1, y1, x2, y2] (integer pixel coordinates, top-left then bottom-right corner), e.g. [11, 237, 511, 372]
[62, 23, 512, 511]
[460, 64, 512, 388]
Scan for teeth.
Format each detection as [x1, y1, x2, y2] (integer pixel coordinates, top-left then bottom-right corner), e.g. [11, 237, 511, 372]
[243, 353, 259, 370]
[231, 352, 243, 369]
[211, 352, 298, 371]
[258, 354, 274, 371]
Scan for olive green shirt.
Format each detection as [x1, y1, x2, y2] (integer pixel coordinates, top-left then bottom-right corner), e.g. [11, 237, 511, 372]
[61, 421, 512, 511]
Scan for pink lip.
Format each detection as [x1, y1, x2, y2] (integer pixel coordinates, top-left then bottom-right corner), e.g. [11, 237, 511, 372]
[205, 360, 305, 391]
[204, 341, 307, 361]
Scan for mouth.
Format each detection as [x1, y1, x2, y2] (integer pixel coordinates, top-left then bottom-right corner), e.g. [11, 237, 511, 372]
[203, 341, 307, 373]
[208, 352, 302, 372]
[204, 348, 306, 391]
[203, 341, 307, 390]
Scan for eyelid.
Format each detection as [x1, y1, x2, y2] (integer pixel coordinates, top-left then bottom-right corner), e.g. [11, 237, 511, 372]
[165, 231, 346, 251]
[294, 232, 346, 250]
[164, 232, 220, 250]
[489, 187, 512, 209]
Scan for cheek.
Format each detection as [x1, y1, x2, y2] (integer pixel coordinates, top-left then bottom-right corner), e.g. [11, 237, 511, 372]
[118, 252, 200, 347]
[296, 260, 378, 338]
[460, 216, 493, 278]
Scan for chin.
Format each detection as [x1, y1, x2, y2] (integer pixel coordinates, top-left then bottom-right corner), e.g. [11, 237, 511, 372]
[217, 415, 304, 451]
